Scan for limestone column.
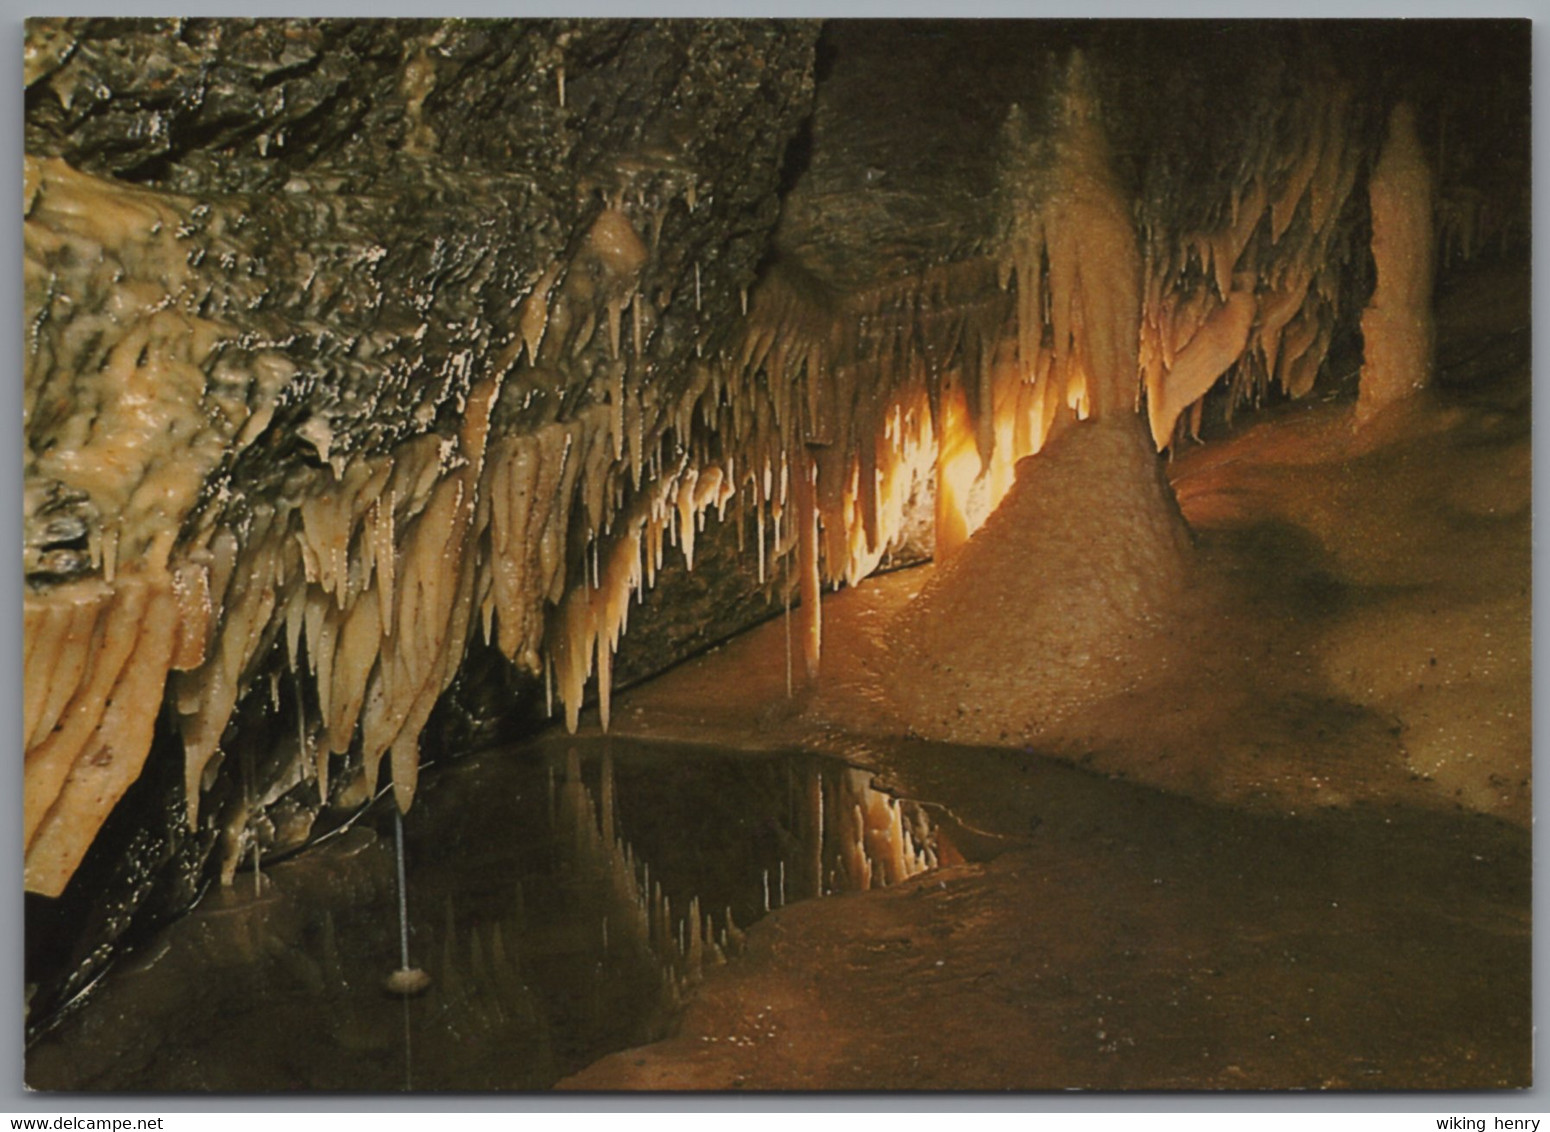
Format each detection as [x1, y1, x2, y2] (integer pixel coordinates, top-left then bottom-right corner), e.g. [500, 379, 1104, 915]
[1357, 102, 1436, 425]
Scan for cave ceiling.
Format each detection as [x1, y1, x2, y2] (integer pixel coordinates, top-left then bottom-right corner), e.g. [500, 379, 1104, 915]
[20, 16, 1531, 1043]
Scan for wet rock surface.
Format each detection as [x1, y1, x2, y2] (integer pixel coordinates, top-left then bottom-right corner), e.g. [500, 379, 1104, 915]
[24, 15, 821, 1030]
[22, 18, 1530, 1091]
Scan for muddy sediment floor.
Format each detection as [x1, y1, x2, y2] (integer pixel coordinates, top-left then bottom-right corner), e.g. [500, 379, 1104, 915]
[560, 323, 1530, 1089]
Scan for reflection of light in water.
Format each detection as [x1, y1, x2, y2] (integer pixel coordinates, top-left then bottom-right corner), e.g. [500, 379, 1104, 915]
[548, 747, 939, 997]
[26, 740, 946, 1091]
[408, 743, 945, 1080]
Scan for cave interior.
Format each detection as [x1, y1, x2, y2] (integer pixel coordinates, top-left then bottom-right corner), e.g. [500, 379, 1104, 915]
[19, 17, 1533, 1092]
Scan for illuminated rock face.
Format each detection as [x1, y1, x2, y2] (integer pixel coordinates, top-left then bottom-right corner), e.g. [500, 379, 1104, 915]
[22, 18, 1530, 1026]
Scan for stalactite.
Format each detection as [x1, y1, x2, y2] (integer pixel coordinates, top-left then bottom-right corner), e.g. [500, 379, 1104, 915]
[1138, 82, 1364, 448]
[23, 571, 184, 895]
[23, 34, 1461, 899]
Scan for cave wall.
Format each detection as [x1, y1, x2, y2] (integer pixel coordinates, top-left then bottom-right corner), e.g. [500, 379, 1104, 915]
[24, 16, 821, 1023]
[22, 17, 1529, 1031]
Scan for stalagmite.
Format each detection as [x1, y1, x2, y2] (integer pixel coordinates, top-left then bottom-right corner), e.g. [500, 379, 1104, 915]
[884, 54, 1198, 749]
[22, 20, 1497, 913]
[1357, 103, 1436, 424]
[887, 412, 1192, 747]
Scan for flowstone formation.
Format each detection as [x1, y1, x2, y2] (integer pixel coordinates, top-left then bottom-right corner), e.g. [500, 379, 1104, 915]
[24, 16, 821, 1021]
[887, 414, 1194, 747]
[23, 18, 1529, 1054]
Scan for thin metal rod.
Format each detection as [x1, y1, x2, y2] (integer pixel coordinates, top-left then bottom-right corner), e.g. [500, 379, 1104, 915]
[394, 807, 411, 972]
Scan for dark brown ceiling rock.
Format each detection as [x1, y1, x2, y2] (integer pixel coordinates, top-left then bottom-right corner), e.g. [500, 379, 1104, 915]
[24, 15, 821, 1027]
[22, 16, 1529, 1041]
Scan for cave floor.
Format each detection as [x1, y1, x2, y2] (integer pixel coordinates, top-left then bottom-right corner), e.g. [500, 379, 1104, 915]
[27, 279, 1531, 1094]
[559, 349, 1530, 1090]
[559, 770, 1528, 1091]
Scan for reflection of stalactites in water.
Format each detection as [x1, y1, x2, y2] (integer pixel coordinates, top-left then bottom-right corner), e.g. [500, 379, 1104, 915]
[810, 762, 938, 897]
[538, 746, 946, 1008]
[321, 909, 345, 994]
[600, 750, 616, 847]
[426, 891, 553, 1079]
[438, 749, 941, 1069]
[29, 743, 948, 1091]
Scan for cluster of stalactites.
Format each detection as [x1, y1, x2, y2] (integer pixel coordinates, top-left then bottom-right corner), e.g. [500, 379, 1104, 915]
[167, 351, 764, 829]
[1139, 81, 1366, 449]
[19, 155, 731, 893]
[175, 374, 505, 827]
[22, 157, 295, 896]
[25, 51, 1424, 898]
[490, 193, 1122, 755]
[23, 567, 212, 895]
[719, 49, 1166, 604]
[160, 242, 924, 852]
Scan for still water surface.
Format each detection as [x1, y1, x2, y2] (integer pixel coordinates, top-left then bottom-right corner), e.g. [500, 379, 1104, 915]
[27, 736, 942, 1091]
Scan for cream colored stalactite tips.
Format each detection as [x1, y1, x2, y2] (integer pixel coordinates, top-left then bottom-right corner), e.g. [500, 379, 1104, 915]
[1145, 284, 1257, 447]
[1142, 85, 1362, 448]
[23, 564, 210, 896]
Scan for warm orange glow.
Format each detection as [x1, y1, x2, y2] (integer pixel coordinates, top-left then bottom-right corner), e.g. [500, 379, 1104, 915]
[933, 387, 981, 560]
[929, 350, 1101, 559]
